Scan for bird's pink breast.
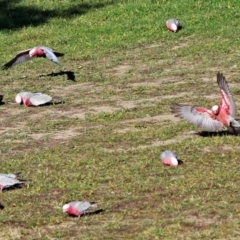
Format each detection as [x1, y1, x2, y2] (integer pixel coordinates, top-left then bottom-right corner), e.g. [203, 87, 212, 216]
[23, 98, 33, 107]
[162, 157, 178, 166]
[30, 48, 45, 57]
[166, 24, 173, 31]
[66, 205, 82, 216]
[216, 107, 229, 126]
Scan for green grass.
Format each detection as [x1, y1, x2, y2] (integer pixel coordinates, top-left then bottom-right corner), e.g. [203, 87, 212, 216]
[1, 0, 240, 239]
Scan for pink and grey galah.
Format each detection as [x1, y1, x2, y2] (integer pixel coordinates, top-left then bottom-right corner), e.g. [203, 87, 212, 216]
[0, 173, 27, 191]
[172, 72, 240, 131]
[63, 201, 96, 217]
[15, 92, 52, 107]
[166, 18, 181, 32]
[160, 150, 180, 166]
[2, 46, 64, 70]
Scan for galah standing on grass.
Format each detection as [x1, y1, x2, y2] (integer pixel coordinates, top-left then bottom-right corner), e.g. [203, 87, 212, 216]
[15, 92, 52, 107]
[172, 72, 240, 131]
[0, 173, 27, 191]
[2, 46, 64, 70]
[160, 150, 179, 166]
[166, 19, 181, 32]
[63, 201, 96, 217]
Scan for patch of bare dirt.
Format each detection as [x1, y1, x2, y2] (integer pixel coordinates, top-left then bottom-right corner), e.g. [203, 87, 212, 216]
[184, 215, 218, 227]
[111, 64, 131, 77]
[122, 114, 180, 124]
[172, 42, 190, 50]
[101, 131, 196, 152]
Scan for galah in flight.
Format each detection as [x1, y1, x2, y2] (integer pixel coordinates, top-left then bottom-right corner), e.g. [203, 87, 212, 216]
[160, 150, 180, 166]
[0, 173, 27, 191]
[2, 46, 64, 70]
[15, 92, 52, 107]
[172, 72, 240, 131]
[166, 19, 181, 32]
[63, 201, 96, 217]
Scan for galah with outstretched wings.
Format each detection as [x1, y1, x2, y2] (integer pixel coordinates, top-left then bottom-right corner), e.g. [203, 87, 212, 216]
[172, 72, 240, 131]
[2, 46, 64, 70]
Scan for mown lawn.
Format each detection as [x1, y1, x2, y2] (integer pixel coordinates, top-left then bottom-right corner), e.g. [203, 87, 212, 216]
[1, 0, 240, 239]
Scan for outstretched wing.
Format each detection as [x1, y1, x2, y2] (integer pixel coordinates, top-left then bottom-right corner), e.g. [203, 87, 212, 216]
[41, 47, 61, 66]
[172, 104, 223, 131]
[2, 49, 32, 70]
[217, 72, 236, 118]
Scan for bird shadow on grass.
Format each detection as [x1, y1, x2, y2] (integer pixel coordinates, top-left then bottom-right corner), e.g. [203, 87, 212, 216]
[0, 0, 116, 30]
[67, 209, 105, 218]
[38, 71, 76, 82]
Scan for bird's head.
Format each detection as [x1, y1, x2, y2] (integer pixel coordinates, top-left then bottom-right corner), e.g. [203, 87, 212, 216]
[15, 94, 23, 104]
[211, 105, 219, 114]
[62, 204, 70, 213]
[171, 23, 177, 32]
[170, 157, 179, 166]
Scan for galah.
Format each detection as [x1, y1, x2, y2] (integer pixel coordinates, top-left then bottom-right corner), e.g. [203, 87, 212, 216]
[172, 72, 240, 131]
[160, 150, 179, 166]
[0, 173, 27, 191]
[2, 46, 64, 70]
[15, 92, 52, 107]
[63, 201, 96, 217]
[166, 18, 181, 32]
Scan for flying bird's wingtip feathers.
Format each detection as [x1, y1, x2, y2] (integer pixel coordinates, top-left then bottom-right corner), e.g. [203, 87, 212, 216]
[54, 52, 64, 57]
[171, 103, 180, 113]
[216, 71, 236, 117]
[1, 65, 8, 70]
[171, 103, 189, 118]
[217, 72, 228, 89]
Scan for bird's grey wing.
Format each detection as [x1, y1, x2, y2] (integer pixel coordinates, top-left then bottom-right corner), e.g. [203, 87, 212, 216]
[0, 175, 21, 187]
[72, 201, 92, 212]
[29, 93, 52, 106]
[2, 49, 32, 70]
[160, 150, 176, 161]
[166, 18, 180, 26]
[0, 173, 17, 179]
[217, 72, 236, 118]
[42, 47, 60, 66]
[172, 104, 223, 131]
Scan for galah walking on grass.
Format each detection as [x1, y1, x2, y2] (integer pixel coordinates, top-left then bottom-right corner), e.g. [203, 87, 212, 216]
[2, 46, 64, 70]
[15, 92, 52, 107]
[0, 173, 27, 191]
[166, 19, 181, 32]
[172, 72, 240, 131]
[63, 201, 96, 217]
[160, 150, 180, 166]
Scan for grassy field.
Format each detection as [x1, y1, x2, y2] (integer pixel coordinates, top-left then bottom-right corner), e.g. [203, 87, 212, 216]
[1, 0, 240, 239]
